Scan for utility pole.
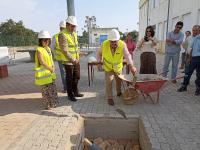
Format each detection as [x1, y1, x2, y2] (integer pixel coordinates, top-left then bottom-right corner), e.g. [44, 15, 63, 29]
[166, 0, 171, 34]
[147, 0, 149, 26]
[66, 0, 75, 16]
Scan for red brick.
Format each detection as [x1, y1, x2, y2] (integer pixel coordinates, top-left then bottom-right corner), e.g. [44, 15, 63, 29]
[0, 65, 8, 78]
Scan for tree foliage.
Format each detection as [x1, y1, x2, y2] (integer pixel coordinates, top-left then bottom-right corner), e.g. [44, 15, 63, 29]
[78, 30, 88, 45]
[0, 19, 38, 46]
[129, 30, 139, 42]
[121, 30, 139, 42]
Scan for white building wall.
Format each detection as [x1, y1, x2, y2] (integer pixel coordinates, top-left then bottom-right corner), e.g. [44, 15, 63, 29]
[139, 0, 200, 41]
[139, 0, 148, 39]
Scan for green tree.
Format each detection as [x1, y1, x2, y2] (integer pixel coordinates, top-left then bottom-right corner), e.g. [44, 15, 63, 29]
[129, 30, 139, 42]
[120, 30, 139, 42]
[78, 30, 88, 46]
[0, 19, 38, 46]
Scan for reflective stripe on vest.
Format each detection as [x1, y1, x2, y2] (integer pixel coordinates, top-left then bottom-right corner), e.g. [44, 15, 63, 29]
[102, 40, 124, 73]
[35, 68, 52, 85]
[59, 29, 79, 62]
[34, 47, 56, 86]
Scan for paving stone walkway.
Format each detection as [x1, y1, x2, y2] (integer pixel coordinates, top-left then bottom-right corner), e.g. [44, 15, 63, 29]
[0, 51, 200, 150]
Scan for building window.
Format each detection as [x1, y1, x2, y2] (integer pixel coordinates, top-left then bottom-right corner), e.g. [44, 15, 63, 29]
[164, 21, 167, 40]
[150, 0, 155, 9]
[155, 0, 159, 8]
[152, 25, 156, 30]
[150, 0, 159, 9]
[158, 22, 163, 40]
[182, 13, 191, 34]
[198, 9, 200, 25]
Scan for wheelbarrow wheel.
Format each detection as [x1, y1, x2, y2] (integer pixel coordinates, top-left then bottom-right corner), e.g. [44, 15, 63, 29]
[123, 88, 139, 105]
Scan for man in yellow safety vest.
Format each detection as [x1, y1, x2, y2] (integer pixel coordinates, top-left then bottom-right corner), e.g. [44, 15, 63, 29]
[51, 21, 67, 93]
[58, 16, 83, 102]
[96, 29, 137, 105]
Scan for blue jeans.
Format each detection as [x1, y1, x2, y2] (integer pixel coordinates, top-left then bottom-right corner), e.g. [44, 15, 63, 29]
[57, 61, 67, 90]
[182, 56, 200, 88]
[162, 52, 180, 79]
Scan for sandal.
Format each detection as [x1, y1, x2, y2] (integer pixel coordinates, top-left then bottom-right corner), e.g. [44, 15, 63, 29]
[45, 105, 52, 110]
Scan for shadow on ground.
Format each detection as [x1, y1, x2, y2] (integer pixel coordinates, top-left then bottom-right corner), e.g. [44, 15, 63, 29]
[0, 98, 43, 116]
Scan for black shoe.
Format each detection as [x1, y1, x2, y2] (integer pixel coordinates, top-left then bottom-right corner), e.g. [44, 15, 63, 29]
[117, 92, 122, 97]
[62, 90, 67, 93]
[68, 96, 77, 101]
[74, 93, 84, 97]
[195, 90, 200, 96]
[177, 86, 187, 92]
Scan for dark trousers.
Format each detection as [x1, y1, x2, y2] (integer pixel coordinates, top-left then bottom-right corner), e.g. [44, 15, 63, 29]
[182, 56, 200, 89]
[64, 63, 80, 97]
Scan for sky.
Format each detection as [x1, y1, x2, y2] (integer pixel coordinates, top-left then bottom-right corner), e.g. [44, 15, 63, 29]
[0, 0, 139, 36]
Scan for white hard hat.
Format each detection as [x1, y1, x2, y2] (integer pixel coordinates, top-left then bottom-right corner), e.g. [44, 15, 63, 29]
[108, 29, 120, 41]
[88, 56, 97, 63]
[38, 30, 51, 39]
[59, 21, 66, 28]
[66, 16, 78, 26]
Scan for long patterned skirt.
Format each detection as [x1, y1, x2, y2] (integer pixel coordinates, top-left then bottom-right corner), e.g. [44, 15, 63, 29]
[41, 81, 58, 109]
[140, 52, 157, 74]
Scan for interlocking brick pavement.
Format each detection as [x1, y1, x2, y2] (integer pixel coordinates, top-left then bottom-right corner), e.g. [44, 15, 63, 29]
[0, 51, 200, 150]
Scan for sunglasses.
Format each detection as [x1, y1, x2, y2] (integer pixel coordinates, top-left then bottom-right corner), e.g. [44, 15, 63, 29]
[176, 26, 182, 29]
[146, 30, 151, 32]
[110, 41, 118, 44]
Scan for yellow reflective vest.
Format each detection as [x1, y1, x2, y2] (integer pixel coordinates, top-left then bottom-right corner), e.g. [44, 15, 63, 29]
[53, 33, 62, 61]
[102, 40, 124, 73]
[35, 46, 56, 86]
[59, 29, 79, 62]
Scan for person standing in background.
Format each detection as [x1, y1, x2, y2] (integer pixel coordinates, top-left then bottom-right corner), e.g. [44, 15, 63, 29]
[180, 31, 191, 70]
[137, 26, 157, 74]
[185, 26, 199, 72]
[177, 25, 200, 95]
[162, 21, 184, 83]
[125, 32, 136, 59]
[51, 21, 67, 93]
[35, 30, 58, 110]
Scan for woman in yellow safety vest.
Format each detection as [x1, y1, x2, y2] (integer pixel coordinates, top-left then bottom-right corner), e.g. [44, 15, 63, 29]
[35, 30, 58, 110]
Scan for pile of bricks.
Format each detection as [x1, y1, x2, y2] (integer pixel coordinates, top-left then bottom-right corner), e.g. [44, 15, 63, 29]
[84, 137, 140, 150]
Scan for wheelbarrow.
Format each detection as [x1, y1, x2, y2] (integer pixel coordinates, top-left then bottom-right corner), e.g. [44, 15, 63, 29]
[118, 74, 183, 104]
